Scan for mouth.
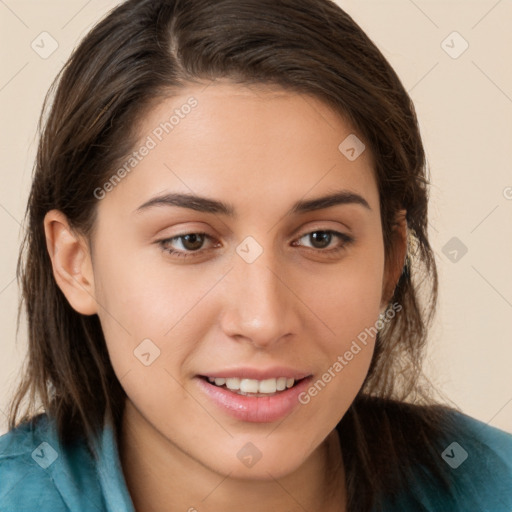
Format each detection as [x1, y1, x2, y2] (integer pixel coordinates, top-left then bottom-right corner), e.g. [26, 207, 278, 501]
[195, 367, 314, 422]
[199, 375, 308, 397]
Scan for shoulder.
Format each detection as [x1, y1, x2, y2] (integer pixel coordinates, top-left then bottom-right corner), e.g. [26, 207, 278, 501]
[392, 407, 512, 511]
[0, 413, 105, 512]
[440, 411, 512, 507]
[343, 397, 512, 511]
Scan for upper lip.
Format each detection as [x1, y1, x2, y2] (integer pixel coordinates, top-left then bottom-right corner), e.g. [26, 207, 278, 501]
[200, 366, 312, 381]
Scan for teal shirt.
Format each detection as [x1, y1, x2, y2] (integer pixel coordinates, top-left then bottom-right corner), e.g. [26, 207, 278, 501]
[1, 410, 511, 511]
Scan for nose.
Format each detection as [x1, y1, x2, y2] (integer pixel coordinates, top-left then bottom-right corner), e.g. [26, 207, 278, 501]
[219, 247, 301, 349]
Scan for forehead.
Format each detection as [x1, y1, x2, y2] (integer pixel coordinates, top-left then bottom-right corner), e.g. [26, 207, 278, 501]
[99, 81, 378, 215]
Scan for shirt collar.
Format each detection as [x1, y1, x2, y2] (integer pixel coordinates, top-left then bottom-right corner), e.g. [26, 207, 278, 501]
[87, 408, 136, 512]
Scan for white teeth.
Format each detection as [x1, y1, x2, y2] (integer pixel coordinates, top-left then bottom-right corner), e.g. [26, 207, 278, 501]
[207, 376, 297, 394]
[258, 378, 277, 393]
[240, 379, 259, 393]
[276, 377, 287, 391]
[225, 377, 241, 390]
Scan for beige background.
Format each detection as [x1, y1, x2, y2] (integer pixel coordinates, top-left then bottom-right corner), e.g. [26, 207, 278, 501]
[1, 1, 511, 435]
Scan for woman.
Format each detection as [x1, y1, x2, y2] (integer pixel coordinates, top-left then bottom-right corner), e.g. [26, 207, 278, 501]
[1, 0, 511, 511]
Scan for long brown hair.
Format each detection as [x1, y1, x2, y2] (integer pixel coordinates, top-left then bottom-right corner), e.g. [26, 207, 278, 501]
[8, 1, 461, 510]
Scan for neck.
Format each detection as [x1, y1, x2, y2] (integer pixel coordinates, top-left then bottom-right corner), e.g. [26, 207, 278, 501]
[119, 400, 346, 512]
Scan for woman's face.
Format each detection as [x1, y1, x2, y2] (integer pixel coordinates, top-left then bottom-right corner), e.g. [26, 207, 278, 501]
[86, 82, 393, 478]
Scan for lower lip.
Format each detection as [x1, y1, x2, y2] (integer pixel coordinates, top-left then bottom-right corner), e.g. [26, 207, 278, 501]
[195, 376, 313, 423]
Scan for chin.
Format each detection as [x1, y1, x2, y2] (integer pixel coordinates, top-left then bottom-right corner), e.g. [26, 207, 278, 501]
[201, 438, 314, 481]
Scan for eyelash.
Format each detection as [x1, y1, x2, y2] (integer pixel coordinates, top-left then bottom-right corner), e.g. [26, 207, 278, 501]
[157, 230, 354, 260]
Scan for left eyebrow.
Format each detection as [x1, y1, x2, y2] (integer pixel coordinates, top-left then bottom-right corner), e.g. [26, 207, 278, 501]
[291, 190, 371, 214]
[133, 189, 371, 216]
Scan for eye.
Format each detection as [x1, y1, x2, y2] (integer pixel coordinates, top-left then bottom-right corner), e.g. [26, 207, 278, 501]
[292, 230, 354, 254]
[157, 229, 354, 261]
[158, 233, 218, 259]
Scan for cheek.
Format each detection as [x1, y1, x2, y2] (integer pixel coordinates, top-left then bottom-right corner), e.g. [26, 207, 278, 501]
[298, 267, 383, 422]
[306, 250, 385, 343]
[298, 246, 384, 406]
[92, 248, 216, 379]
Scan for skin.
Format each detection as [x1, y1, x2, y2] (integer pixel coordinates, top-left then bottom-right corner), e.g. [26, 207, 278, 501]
[44, 81, 407, 512]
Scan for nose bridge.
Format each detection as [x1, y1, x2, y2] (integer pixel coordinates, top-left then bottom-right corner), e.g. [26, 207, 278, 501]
[220, 244, 296, 347]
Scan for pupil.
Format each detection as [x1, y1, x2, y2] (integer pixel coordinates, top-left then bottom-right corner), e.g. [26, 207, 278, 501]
[183, 234, 204, 251]
[311, 231, 331, 248]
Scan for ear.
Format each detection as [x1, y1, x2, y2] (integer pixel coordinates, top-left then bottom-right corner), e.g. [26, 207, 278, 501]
[43, 210, 98, 315]
[381, 209, 408, 309]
